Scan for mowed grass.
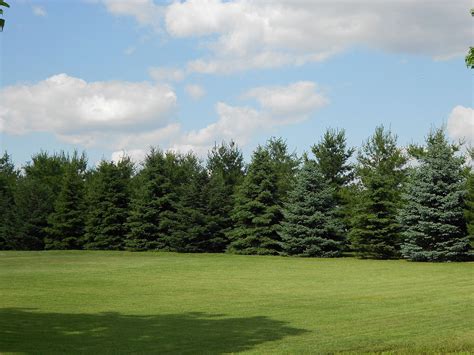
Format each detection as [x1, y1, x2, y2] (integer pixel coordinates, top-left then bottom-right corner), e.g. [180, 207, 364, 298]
[0, 251, 473, 354]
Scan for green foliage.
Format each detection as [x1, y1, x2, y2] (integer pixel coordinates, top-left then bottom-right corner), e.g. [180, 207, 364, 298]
[44, 156, 88, 250]
[400, 129, 471, 261]
[265, 137, 299, 203]
[0, 152, 19, 250]
[349, 126, 406, 259]
[311, 128, 355, 241]
[125, 149, 182, 251]
[200, 141, 245, 252]
[311, 128, 354, 189]
[465, 171, 474, 243]
[467, 10, 474, 69]
[227, 146, 283, 255]
[14, 151, 86, 250]
[280, 160, 345, 257]
[83, 158, 134, 250]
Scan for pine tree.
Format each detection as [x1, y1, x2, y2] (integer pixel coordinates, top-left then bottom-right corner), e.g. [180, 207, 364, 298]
[203, 141, 245, 252]
[400, 129, 471, 261]
[83, 158, 133, 250]
[280, 160, 345, 257]
[0, 152, 19, 250]
[465, 171, 474, 247]
[311, 128, 355, 243]
[227, 146, 283, 255]
[349, 126, 406, 259]
[125, 149, 181, 251]
[14, 152, 72, 249]
[266, 137, 299, 203]
[311, 128, 355, 189]
[173, 153, 212, 253]
[44, 159, 87, 250]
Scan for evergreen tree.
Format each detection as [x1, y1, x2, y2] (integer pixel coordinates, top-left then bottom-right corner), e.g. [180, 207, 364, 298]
[349, 126, 406, 259]
[14, 152, 73, 249]
[266, 137, 299, 203]
[227, 146, 283, 255]
[44, 156, 87, 250]
[0, 152, 19, 250]
[311, 128, 355, 242]
[311, 128, 354, 189]
[174, 154, 212, 252]
[400, 129, 471, 261]
[126, 149, 181, 251]
[203, 141, 245, 252]
[280, 160, 345, 257]
[465, 170, 474, 247]
[83, 158, 133, 250]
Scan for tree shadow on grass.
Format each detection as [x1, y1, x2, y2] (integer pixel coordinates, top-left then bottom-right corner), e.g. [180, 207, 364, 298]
[0, 308, 308, 354]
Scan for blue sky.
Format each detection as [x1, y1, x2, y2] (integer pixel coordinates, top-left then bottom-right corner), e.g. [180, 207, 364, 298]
[1, 0, 472, 166]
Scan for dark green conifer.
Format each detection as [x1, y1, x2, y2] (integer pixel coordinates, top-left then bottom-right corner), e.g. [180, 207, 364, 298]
[84, 158, 133, 250]
[0, 152, 19, 250]
[44, 158, 87, 250]
[125, 149, 181, 251]
[349, 127, 406, 259]
[227, 147, 283, 255]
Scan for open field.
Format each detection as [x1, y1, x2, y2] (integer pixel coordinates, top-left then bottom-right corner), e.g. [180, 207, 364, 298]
[0, 251, 473, 354]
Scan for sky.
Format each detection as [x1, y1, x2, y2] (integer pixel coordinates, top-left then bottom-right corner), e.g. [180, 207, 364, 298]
[0, 0, 473, 166]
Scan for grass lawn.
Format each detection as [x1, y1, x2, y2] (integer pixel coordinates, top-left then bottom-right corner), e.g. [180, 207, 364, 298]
[0, 251, 473, 354]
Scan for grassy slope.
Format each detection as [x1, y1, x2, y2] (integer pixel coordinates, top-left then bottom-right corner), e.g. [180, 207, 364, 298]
[0, 251, 473, 354]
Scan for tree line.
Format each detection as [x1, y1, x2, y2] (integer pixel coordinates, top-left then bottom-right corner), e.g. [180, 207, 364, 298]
[1, 126, 473, 261]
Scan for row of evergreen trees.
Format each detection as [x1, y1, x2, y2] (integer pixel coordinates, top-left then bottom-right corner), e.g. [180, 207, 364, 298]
[1, 127, 472, 261]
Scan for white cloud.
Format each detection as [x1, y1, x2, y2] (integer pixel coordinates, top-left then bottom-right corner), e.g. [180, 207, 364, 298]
[447, 106, 474, 144]
[243, 81, 328, 120]
[172, 81, 328, 155]
[111, 149, 147, 164]
[149, 66, 186, 82]
[96, 0, 162, 29]
[163, 0, 471, 74]
[124, 46, 136, 56]
[95, 1, 471, 75]
[185, 84, 206, 100]
[32, 5, 47, 17]
[0, 73, 177, 147]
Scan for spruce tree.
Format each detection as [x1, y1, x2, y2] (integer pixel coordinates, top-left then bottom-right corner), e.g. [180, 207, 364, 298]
[465, 170, 474, 247]
[311, 128, 355, 242]
[173, 153, 211, 253]
[227, 146, 283, 255]
[280, 160, 345, 257]
[266, 137, 299, 203]
[311, 128, 354, 189]
[0, 152, 19, 250]
[44, 159, 87, 250]
[83, 158, 133, 250]
[126, 149, 181, 251]
[14, 152, 72, 249]
[204, 141, 245, 252]
[349, 126, 406, 259]
[400, 129, 471, 261]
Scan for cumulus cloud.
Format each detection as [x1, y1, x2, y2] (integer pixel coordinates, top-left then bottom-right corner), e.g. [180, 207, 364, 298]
[185, 84, 206, 100]
[32, 6, 47, 17]
[149, 66, 186, 82]
[447, 106, 474, 144]
[171, 81, 328, 155]
[95, 0, 162, 29]
[163, 0, 471, 74]
[243, 81, 328, 121]
[111, 149, 147, 164]
[0, 73, 177, 147]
